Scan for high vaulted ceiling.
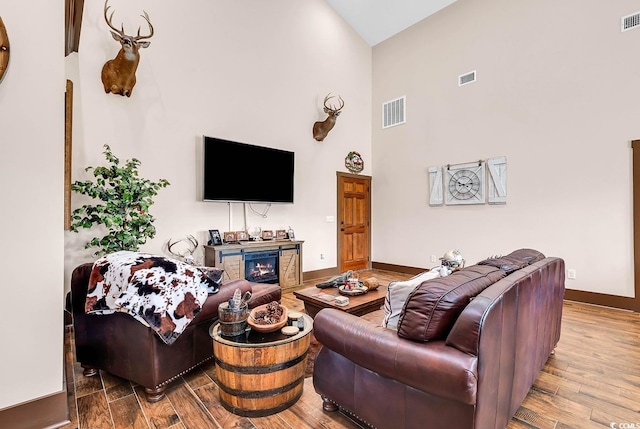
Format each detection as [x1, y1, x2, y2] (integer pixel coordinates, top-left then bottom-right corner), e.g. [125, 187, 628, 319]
[65, 0, 459, 56]
[325, 0, 458, 46]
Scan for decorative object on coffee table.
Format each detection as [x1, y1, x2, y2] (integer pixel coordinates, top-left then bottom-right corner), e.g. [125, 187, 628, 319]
[338, 284, 368, 296]
[248, 301, 288, 333]
[362, 277, 379, 290]
[345, 151, 364, 174]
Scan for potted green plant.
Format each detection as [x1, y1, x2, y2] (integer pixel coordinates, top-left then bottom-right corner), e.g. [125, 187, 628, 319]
[70, 144, 170, 256]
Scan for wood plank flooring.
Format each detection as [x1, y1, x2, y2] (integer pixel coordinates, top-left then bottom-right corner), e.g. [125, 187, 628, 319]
[58, 269, 640, 429]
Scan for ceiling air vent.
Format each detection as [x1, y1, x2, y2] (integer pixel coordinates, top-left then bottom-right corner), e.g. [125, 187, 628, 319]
[382, 96, 406, 129]
[622, 12, 640, 32]
[459, 70, 476, 87]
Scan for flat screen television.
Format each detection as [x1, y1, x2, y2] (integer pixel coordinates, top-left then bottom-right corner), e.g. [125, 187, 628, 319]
[203, 136, 295, 203]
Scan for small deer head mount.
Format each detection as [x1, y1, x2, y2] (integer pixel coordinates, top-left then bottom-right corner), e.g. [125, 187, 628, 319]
[312, 93, 344, 141]
[167, 235, 199, 265]
[101, 0, 154, 97]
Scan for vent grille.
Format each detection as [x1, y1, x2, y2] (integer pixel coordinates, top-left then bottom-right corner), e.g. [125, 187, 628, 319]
[622, 12, 640, 32]
[382, 96, 406, 129]
[459, 70, 476, 87]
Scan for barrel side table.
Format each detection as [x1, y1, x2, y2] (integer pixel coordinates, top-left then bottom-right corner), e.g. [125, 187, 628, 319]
[210, 313, 313, 417]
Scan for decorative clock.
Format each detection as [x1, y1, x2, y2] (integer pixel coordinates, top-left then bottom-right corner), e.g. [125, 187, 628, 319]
[345, 151, 364, 174]
[0, 16, 9, 84]
[444, 160, 486, 205]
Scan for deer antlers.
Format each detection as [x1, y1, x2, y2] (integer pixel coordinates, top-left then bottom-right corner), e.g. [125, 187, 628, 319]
[103, 1, 154, 42]
[322, 93, 344, 114]
[313, 93, 345, 141]
[168, 235, 199, 264]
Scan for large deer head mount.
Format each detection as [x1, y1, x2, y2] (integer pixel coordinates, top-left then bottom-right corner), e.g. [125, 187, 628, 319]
[101, 0, 154, 97]
[312, 93, 344, 141]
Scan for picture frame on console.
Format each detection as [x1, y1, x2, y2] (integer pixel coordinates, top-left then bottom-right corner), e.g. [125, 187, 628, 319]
[209, 229, 222, 245]
[276, 230, 287, 240]
[224, 231, 237, 243]
[262, 230, 274, 240]
[236, 231, 249, 241]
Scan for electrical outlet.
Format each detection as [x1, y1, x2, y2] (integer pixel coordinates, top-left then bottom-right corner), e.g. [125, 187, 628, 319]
[430, 255, 437, 263]
[567, 269, 576, 280]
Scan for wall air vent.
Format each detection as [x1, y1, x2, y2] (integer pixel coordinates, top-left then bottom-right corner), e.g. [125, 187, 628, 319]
[622, 12, 640, 32]
[382, 96, 406, 129]
[459, 70, 476, 87]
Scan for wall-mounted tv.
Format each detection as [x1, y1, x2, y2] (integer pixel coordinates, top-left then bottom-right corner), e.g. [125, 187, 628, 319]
[203, 136, 295, 203]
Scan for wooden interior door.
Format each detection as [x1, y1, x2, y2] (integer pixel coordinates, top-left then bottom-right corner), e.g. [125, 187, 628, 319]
[337, 172, 371, 272]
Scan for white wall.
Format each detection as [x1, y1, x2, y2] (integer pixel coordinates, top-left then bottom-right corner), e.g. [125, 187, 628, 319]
[372, 0, 640, 296]
[65, 0, 372, 288]
[0, 1, 64, 409]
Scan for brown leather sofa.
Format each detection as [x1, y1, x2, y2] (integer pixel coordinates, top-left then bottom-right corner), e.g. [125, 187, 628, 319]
[312, 252, 565, 429]
[70, 262, 281, 401]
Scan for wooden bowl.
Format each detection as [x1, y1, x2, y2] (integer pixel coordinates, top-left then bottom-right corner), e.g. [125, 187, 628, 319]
[248, 303, 288, 333]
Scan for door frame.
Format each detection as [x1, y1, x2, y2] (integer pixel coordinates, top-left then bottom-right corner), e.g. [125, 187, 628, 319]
[336, 171, 372, 273]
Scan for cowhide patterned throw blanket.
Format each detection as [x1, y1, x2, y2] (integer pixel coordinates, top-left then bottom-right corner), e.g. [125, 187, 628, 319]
[85, 251, 222, 345]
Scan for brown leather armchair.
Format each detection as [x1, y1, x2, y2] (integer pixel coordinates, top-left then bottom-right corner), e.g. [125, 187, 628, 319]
[70, 262, 281, 401]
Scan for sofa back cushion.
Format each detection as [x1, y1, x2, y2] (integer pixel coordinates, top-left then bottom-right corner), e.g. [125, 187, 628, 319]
[476, 248, 545, 274]
[382, 269, 441, 330]
[397, 265, 506, 342]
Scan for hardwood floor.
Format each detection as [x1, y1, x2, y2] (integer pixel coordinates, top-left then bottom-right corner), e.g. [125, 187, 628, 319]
[58, 270, 640, 429]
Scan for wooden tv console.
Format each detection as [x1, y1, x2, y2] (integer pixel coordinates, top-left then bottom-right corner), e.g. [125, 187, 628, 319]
[204, 240, 304, 289]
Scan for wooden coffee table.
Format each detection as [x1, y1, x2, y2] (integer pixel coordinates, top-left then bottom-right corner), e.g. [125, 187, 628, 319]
[293, 284, 388, 318]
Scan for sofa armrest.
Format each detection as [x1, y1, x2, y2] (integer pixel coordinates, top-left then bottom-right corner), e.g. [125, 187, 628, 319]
[313, 308, 479, 404]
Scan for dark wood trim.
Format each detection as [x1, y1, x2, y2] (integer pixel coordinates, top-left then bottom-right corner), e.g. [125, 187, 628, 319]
[563, 289, 639, 312]
[65, 0, 84, 56]
[372, 261, 426, 276]
[64, 80, 73, 231]
[0, 390, 69, 429]
[303, 267, 340, 281]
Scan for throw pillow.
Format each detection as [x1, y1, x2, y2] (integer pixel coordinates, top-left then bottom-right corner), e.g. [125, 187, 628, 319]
[197, 266, 224, 293]
[396, 265, 506, 342]
[382, 268, 440, 330]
